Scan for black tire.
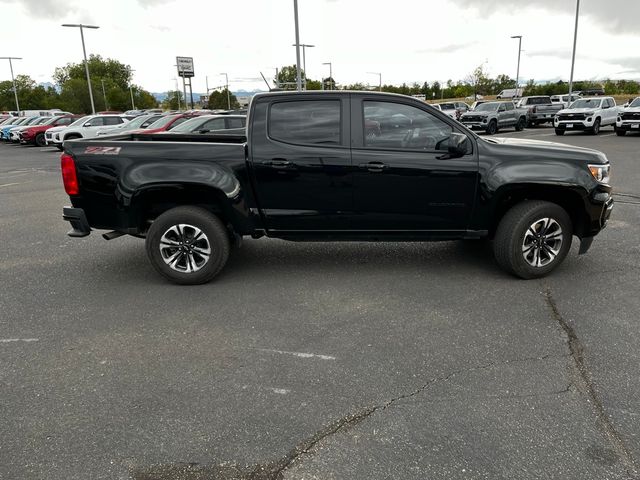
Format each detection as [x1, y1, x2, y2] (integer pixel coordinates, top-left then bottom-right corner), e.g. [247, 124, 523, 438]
[56, 145, 64, 151]
[485, 120, 497, 135]
[35, 133, 46, 147]
[516, 117, 526, 131]
[493, 200, 572, 279]
[555, 129, 565, 136]
[145, 206, 230, 285]
[616, 129, 626, 136]
[590, 118, 601, 135]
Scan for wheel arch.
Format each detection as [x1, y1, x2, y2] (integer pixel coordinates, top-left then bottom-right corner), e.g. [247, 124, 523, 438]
[489, 185, 590, 239]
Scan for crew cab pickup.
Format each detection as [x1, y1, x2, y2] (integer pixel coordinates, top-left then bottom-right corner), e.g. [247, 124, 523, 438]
[459, 101, 527, 134]
[615, 97, 640, 136]
[516, 96, 563, 126]
[554, 97, 618, 135]
[61, 91, 614, 284]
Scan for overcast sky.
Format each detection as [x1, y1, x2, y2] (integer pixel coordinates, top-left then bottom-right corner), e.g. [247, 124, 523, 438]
[1, 0, 639, 93]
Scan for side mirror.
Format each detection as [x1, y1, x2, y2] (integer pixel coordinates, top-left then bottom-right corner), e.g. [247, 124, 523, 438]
[448, 132, 468, 158]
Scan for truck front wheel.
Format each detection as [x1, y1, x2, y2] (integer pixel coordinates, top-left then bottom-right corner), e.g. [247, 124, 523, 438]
[493, 201, 572, 279]
[485, 120, 498, 135]
[145, 206, 230, 285]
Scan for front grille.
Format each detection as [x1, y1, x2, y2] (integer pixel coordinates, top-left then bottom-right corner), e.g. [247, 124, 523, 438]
[621, 112, 640, 120]
[462, 116, 484, 122]
[558, 113, 586, 121]
[45, 132, 52, 139]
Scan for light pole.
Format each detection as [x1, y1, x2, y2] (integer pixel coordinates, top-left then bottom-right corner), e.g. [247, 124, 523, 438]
[173, 78, 181, 110]
[322, 62, 332, 90]
[0, 56, 21, 113]
[292, 43, 314, 89]
[101, 79, 108, 110]
[293, 0, 302, 91]
[510, 35, 522, 96]
[568, 0, 580, 101]
[62, 23, 99, 114]
[129, 68, 136, 110]
[367, 72, 381, 92]
[220, 73, 230, 110]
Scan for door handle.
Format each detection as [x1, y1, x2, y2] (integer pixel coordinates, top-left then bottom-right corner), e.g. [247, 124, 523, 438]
[359, 162, 388, 172]
[262, 159, 292, 168]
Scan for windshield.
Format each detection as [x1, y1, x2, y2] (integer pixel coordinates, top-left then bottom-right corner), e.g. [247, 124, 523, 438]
[169, 116, 212, 133]
[119, 114, 157, 130]
[35, 117, 50, 125]
[42, 117, 59, 126]
[475, 103, 500, 112]
[438, 103, 456, 110]
[629, 98, 640, 108]
[68, 116, 91, 127]
[570, 99, 601, 109]
[146, 114, 181, 129]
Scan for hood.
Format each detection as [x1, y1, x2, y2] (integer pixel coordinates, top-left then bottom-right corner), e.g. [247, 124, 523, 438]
[557, 107, 598, 115]
[463, 111, 491, 117]
[482, 136, 608, 163]
[620, 106, 640, 113]
[47, 125, 70, 134]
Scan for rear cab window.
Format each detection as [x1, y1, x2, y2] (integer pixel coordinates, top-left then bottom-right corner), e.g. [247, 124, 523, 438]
[268, 100, 342, 145]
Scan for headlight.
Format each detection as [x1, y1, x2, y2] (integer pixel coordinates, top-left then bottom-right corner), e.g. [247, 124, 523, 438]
[482, 118, 487, 123]
[588, 164, 610, 184]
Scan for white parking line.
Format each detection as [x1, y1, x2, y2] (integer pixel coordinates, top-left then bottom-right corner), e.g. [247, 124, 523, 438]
[256, 347, 336, 360]
[0, 338, 39, 343]
[0, 182, 30, 188]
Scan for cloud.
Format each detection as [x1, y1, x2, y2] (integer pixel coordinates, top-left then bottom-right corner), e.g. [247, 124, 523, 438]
[135, 0, 173, 6]
[151, 25, 170, 32]
[416, 42, 477, 54]
[448, 0, 640, 34]
[0, 0, 87, 19]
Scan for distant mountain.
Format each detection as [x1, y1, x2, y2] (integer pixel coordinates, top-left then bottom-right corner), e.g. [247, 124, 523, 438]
[151, 89, 265, 103]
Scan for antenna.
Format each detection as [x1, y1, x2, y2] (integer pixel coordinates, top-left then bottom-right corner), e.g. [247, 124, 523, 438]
[260, 72, 272, 91]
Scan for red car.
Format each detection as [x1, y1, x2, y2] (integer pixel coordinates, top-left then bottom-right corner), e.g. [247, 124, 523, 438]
[132, 113, 204, 134]
[19, 115, 82, 147]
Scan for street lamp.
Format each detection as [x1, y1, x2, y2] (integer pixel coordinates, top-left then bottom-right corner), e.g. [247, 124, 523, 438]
[173, 78, 181, 110]
[62, 23, 99, 114]
[0, 56, 22, 113]
[322, 62, 332, 90]
[510, 35, 522, 96]
[367, 71, 381, 92]
[568, 0, 580, 101]
[292, 43, 314, 89]
[220, 73, 230, 110]
[100, 79, 108, 110]
[292, 0, 303, 91]
[129, 68, 136, 110]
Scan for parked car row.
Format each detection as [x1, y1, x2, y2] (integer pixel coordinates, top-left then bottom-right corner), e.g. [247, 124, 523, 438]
[0, 109, 248, 150]
[428, 94, 639, 137]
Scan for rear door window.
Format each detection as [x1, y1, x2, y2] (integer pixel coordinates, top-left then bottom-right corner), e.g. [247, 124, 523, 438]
[269, 100, 341, 145]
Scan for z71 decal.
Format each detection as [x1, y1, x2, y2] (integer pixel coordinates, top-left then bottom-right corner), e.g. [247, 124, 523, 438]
[84, 146, 122, 155]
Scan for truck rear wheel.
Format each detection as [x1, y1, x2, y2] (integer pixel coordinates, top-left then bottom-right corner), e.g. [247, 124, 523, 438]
[145, 206, 230, 285]
[493, 200, 572, 279]
[616, 129, 626, 136]
[555, 129, 565, 136]
[516, 117, 526, 131]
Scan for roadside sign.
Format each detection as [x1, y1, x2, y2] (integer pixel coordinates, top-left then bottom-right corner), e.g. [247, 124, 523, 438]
[176, 56, 194, 77]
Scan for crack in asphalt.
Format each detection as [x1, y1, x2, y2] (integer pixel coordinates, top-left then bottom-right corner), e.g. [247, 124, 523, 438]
[130, 353, 567, 480]
[543, 286, 639, 478]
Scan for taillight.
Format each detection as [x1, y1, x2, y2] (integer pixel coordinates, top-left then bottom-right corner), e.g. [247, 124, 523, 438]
[61, 153, 79, 195]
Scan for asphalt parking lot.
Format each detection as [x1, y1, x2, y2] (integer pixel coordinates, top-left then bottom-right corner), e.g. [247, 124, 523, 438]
[1, 127, 639, 480]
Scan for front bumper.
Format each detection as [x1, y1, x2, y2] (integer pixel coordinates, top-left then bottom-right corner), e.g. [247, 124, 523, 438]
[63, 207, 91, 237]
[616, 121, 640, 131]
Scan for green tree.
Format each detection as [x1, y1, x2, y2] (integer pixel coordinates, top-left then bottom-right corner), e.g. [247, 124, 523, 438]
[276, 65, 305, 89]
[53, 55, 156, 113]
[207, 89, 240, 110]
[162, 90, 184, 110]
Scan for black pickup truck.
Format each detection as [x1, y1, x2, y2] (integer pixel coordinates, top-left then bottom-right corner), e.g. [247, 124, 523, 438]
[61, 91, 613, 284]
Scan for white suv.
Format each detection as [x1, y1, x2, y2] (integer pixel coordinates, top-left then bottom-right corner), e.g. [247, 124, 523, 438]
[615, 97, 640, 136]
[48, 114, 129, 150]
[554, 96, 617, 135]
